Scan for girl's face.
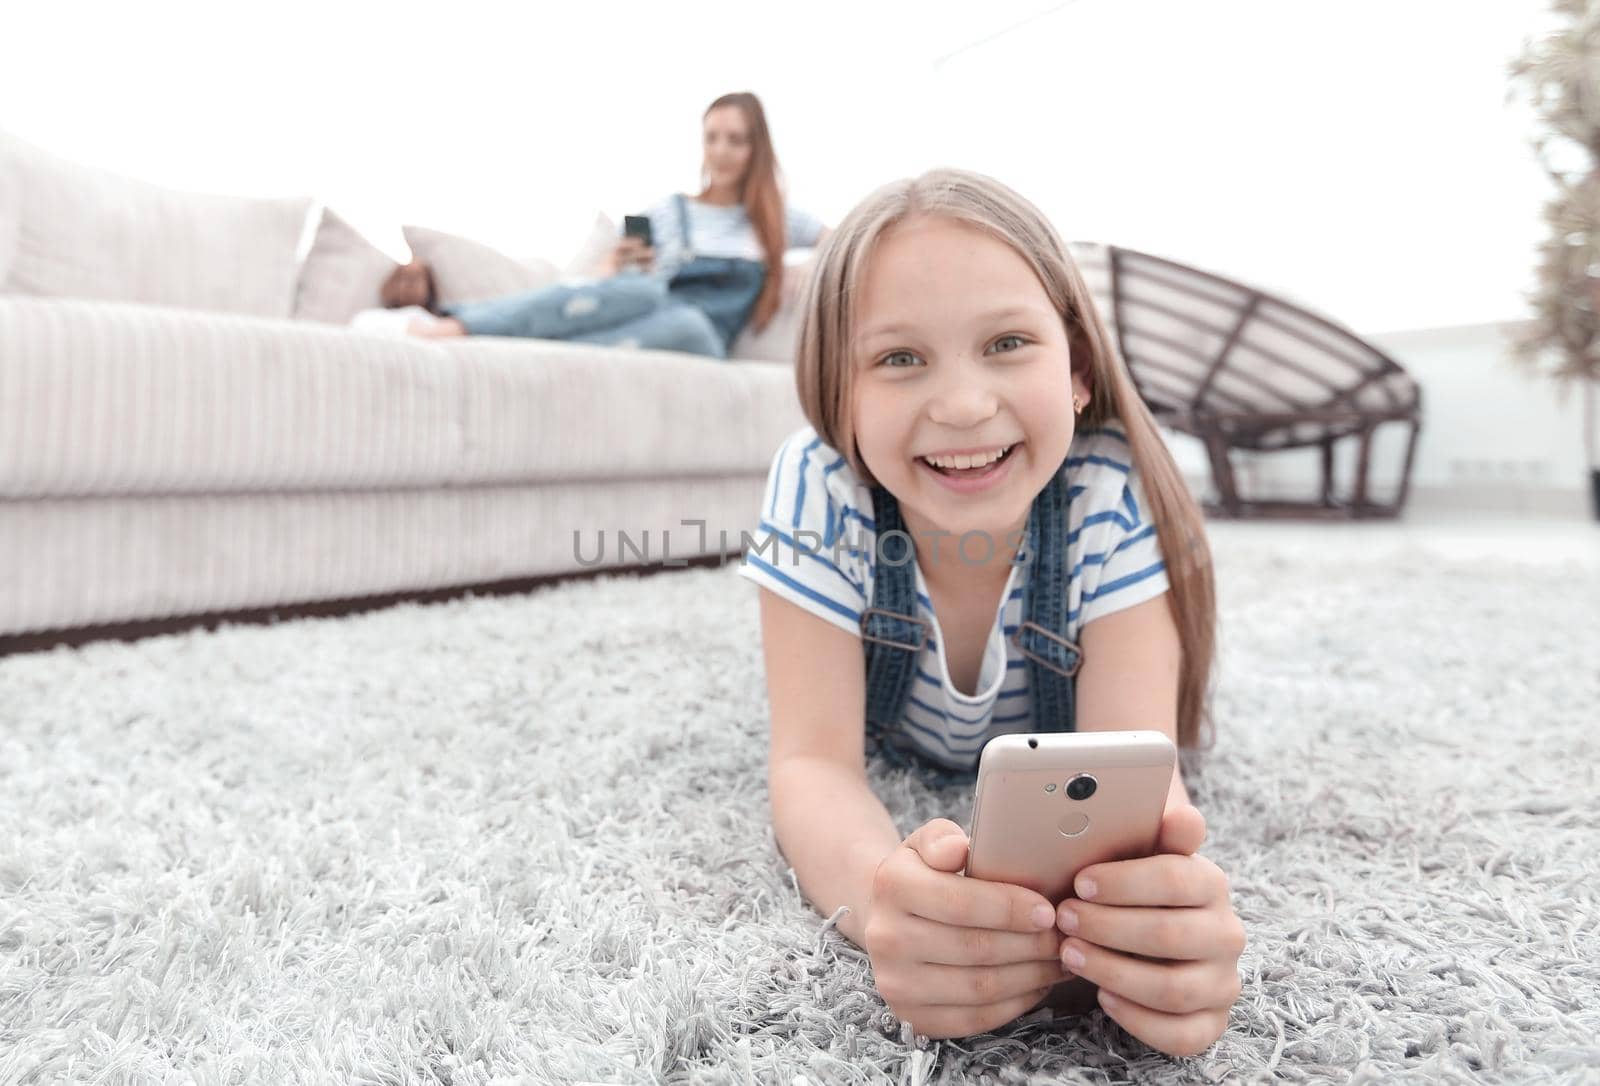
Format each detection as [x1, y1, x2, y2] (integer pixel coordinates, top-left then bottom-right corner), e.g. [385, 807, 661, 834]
[850, 215, 1089, 560]
[702, 106, 753, 190]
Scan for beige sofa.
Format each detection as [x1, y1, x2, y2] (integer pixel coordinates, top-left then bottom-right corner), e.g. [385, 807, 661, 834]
[0, 131, 809, 643]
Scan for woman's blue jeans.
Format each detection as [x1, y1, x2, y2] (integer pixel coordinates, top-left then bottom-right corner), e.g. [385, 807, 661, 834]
[439, 271, 726, 359]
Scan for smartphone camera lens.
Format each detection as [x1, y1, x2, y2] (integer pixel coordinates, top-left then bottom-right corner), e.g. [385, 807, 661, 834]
[1065, 774, 1097, 801]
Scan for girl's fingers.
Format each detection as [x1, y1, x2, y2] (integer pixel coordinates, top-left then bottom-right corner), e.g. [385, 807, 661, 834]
[1071, 852, 1228, 909]
[894, 912, 1064, 967]
[1096, 988, 1232, 1059]
[1061, 935, 1241, 1016]
[907, 958, 1072, 1008]
[904, 987, 1056, 1040]
[1058, 900, 1247, 962]
[894, 861, 1055, 935]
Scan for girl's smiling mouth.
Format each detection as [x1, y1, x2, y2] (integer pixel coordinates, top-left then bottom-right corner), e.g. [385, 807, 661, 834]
[917, 441, 1023, 492]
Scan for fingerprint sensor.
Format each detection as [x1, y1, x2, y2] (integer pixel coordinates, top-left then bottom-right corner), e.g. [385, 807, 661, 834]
[1057, 812, 1090, 838]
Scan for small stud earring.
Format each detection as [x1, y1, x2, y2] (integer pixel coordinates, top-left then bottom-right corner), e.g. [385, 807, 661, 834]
[1072, 395, 1084, 414]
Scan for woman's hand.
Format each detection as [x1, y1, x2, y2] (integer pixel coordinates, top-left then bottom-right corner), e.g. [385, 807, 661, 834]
[864, 819, 1071, 1039]
[608, 236, 654, 275]
[1054, 800, 1245, 1058]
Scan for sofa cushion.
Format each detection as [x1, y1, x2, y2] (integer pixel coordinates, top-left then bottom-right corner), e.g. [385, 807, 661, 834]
[0, 296, 806, 500]
[0, 476, 769, 636]
[0, 130, 312, 318]
[0, 297, 462, 499]
[440, 334, 805, 484]
[294, 207, 397, 324]
[401, 224, 561, 307]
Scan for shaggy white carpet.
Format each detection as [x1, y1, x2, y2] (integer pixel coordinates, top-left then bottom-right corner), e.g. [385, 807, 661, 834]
[1, 527, 1597, 1084]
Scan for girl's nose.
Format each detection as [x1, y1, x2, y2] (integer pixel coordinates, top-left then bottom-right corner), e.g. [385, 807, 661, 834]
[926, 373, 1000, 429]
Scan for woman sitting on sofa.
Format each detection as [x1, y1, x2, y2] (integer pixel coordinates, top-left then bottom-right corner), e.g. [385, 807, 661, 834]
[403, 91, 831, 360]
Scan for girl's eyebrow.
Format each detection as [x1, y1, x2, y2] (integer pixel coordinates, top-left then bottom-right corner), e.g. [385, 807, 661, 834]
[855, 304, 1048, 346]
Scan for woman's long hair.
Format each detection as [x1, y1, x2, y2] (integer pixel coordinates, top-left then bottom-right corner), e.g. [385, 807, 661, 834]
[792, 168, 1218, 750]
[697, 92, 786, 334]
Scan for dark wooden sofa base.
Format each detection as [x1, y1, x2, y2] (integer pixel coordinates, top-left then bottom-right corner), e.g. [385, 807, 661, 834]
[0, 552, 732, 658]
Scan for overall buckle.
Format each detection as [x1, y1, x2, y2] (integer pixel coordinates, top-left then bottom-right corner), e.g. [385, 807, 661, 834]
[1010, 620, 1083, 678]
[860, 608, 930, 652]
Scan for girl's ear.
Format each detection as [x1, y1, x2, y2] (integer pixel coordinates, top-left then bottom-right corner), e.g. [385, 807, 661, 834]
[1069, 328, 1096, 399]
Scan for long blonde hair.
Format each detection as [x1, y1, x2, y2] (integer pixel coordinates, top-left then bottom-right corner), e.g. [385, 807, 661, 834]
[697, 92, 786, 335]
[792, 168, 1218, 750]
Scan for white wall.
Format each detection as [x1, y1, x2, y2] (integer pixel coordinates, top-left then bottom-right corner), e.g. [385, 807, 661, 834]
[0, 0, 1555, 337]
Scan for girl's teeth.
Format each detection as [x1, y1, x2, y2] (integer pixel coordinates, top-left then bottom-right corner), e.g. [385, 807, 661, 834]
[925, 446, 1010, 471]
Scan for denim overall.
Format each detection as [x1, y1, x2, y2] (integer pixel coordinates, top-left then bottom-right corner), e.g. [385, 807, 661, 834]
[860, 465, 1082, 787]
[664, 193, 768, 351]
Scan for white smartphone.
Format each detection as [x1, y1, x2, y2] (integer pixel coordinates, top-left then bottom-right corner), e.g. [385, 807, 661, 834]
[965, 730, 1177, 1014]
[966, 730, 1176, 899]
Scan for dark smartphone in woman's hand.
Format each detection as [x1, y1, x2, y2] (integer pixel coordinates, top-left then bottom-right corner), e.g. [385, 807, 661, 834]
[623, 215, 654, 248]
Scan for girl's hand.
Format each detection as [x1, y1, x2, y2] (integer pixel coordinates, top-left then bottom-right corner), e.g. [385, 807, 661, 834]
[1055, 801, 1245, 1058]
[864, 818, 1072, 1039]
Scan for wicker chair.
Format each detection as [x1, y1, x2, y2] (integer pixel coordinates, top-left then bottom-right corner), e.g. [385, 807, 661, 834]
[1070, 243, 1423, 519]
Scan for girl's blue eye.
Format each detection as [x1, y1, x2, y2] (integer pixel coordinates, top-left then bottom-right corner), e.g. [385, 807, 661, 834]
[877, 336, 1027, 367]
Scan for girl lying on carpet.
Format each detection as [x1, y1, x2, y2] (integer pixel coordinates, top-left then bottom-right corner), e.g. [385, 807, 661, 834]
[738, 168, 1245, 1056]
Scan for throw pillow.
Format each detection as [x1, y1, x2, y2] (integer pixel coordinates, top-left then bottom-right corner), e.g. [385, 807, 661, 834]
[293, 207, 398, 324]
[563, 211, 620, 281]
[401, 224, 560, 307]
[0, 129, 311, 318]
[728, 249, 818, 363]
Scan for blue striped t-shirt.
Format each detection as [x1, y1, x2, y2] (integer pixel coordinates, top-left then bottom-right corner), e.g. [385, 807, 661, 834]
[736, 421, 1171, 771]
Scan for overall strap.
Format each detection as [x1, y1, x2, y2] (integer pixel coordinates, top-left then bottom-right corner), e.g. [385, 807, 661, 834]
[673, 193, 694, 254]
[860, 466, 1082, 756]
[860, 485, 928, 733]
[1013, 467, 1081, 732]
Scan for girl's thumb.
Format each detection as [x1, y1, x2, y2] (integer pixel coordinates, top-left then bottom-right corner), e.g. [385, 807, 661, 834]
[905, 818, 969, 871]
[1158, 802, 1207, 856]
